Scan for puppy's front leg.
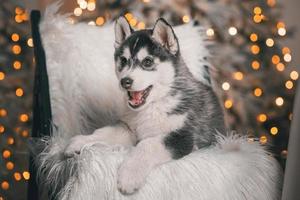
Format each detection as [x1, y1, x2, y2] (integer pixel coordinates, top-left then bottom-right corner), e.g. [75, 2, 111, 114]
[64, 123, 136, 157]
[117, 135, 172, 194]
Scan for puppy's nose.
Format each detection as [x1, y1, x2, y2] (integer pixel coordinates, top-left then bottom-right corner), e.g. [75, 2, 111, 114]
[121, 77, 133, 89]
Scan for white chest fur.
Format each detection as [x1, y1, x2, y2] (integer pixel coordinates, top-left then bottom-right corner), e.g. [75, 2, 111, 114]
[123, 96, 187, 140]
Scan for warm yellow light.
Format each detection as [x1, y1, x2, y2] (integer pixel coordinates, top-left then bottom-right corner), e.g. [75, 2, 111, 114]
[21, 130, 29, 137]
[15, 88, 24, 97]
[137, 22, 145, 30]
[11, 33, 20, 42]
[259, 135, 267, 144]
[15, 15, 23, 23]
[0, 109, 7, 117]
[27, 38, 34, 47]
[290, 71, 299, 80]
[7, 137, 14, 145]
[88, 21, 96, 26]
[96, 17, 105, 26]
[250, 33, 258, 42]
[224, 100, 233, 109]
[282, 47, 290, 54]
[74, 7, 83, 16]
[0, 125, 4, 133]
[125, 13, 133, 21]
[2, 150, 11, 159]
[228, 27, 237, 36]
[251, 45, 260, 54]
[13, 61, 22, 70]
[276, 63, 285, 72]
[12, 45, 21, 54]
[275, 97, 284, 106]
[19, 114, 29, 122]
[23, 171, 30, 180]
[271, 55, 280, 64]
[252, 60, 260, 70]
[206, 28, 214, 37]
[257, 113, 267, 122]
[283, 53, 292, 62]
[15, 7, 23, 15]
[222, 82, 230, 91]
[267, 0, 276, 7]
[253, 15, 262, 23]
[0, 72, 5, 81]
[79, 0, 87, 9]
[143, 0, 150, 2]
[266, 38, 274, 47]
[6, 162, 14, 170]
[270, 127, 278, 135]
[277, 21, 285, 29]
[254, 88, 263, 97]
[14, 172, 22, 181]
[233, 71, 244, 80]
[278, 28, 286, 36]
[87, 2, 96, 11]
[21, 13, 28, 21]
[129, 18, 137, 27]
[182, 15, 190, 23]
[285, 80, 293, 89]
[253, 7, 262, 15]
[1, 181, 9, 190]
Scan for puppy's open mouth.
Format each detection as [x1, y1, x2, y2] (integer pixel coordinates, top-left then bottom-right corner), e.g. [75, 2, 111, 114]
[127, 85, 153, 109]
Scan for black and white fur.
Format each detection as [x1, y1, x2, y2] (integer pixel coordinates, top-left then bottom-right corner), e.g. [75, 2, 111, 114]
[65, 17, 225, 194]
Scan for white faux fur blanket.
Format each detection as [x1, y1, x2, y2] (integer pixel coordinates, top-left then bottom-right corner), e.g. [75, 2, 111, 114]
[36, 3, 282, 200]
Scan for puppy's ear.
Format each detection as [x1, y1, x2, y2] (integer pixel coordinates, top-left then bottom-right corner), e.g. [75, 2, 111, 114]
[114, 17, 132, 48]
[152, 18, 179, 55]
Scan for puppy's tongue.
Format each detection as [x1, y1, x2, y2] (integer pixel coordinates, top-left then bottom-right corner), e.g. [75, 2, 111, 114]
[130, 91, 143, 105]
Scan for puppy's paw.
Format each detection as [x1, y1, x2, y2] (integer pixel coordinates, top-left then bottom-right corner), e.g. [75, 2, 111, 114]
[64, 135, 90, 158]
[117, 161, 147, 195]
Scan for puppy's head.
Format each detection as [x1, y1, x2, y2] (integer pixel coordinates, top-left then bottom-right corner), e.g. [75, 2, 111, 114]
[114, 17, 180, 111]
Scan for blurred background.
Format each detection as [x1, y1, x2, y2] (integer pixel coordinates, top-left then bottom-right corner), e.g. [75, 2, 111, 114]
[0, 0, 299, 199]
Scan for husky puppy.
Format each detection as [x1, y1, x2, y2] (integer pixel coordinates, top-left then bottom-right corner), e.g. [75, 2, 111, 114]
[65, 17, 225, 194]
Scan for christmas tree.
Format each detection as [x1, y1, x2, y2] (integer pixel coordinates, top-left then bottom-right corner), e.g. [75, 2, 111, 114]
[0, 0, 298, 199]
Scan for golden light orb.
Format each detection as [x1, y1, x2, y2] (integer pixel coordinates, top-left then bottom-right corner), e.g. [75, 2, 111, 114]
[14, 172, 22, 181]
[276, 63, 285, 72]
[251, 45, 260, 54]
[228, 27, 237, 36]
[21, 130, 29, 137]
[13, 61, 22, 70]
[253, 7, 262, 15]
[0, 125, 4, 133]
[0, 72, 5, 81]
[96, 17, 105, 26]
[0, 109, 7, 117]
[87, 2, 96, 11]
[275, 97, 284, 106]
[206, 28, 215, 37]
[250, 33, 258, 42]
[15, 15, 23, 23]
[7, 137, 14, 145]
[285, 80, 293, 89]
[27, 38, 34, 47]
[266, 38, 274, 47]
[129, 18, 137, 27]
[79, 0, 87, 9]
[257, 113, 267, 122]
[182, 15, 190, 23]
[224, 100, 233, 109]
[23, 171, 30, 180]
[278, 27, 286, 36]
[125, 13, 133, 21]
[267, 0, 276, 7]
[74, 7, 83, 16]
[259, 135, 267, 144]
[15, 88, 24, 97]
[271, 55, 280, 64]
[283, 53, 292, 62]
[253, 15, 262, 23]
[1, 181, 9, 190]
[290, 71, 299, 80]
[222, 82, 230, 91]
[251, 60, 260, 70]
[254, 88, 263, 97]
[19, 114, 29, 122]
[233, 71, 244, 80]
[270, 127, 278, 135]
[2, 150, 11, 159]
[277, 21, 285, 29]
[11, 33, 20, 42]
[282, 47, 290, 54]
[6, 162, 14, 170]
[12, 45, 21, 54]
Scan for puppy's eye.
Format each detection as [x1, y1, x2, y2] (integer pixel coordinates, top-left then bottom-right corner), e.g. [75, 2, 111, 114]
[142, 57, 154, 68]
[120, 56, 127, 67]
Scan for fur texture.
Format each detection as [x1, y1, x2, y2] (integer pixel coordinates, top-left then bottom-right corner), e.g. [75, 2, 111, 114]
[36, 3, 282, 199]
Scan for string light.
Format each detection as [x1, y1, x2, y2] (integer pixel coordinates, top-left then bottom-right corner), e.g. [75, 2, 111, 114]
[13, 61, 22, 70]
[1, 181, 9, 190]
[11, 33, 19, 42]
[27, 38, 33, 47]
[12, 45, 21, 54]
[251, 45, 260, 54]
[266, 38, 274, 47]
[250, 33, 258, 42]
[282, 47, 290, 54]
[257, 113, 267, 122]
[276, 63, 285, 72]
[206, 28, 214, 37]
[267, 0, 276, 7]
[259, 135, 267, 144]
[228, 27, 237, 36]
[0, 125, 5, 134]
[271, 55, 280, 64]
[278, 27, 286, 36]
[15, 88, 24, 97]
[290, 71, 299, 80]
[21, 130, 29, 137]
[253, 7, 262, 15]
[74, 7, 83, 16]
[6, 162, 14, 170]
[251, 60, 260, 70]
[96, 17, 105, 26]
[125, 13, 133, 21]
[233, 71, 244, 80]
[2, 150, 11, 159]
[224, 99, 233, 109]
[79, 0, 88, 9]
[275, 97, 284, 106]
[22, 171, 30, 180]
[253, 88, 263, 97]
[222, 82, 230, 91]
[253, 14, 262, 23]
[14, 172, 22, 181]
[182, 15, 190, 23]
[19, 114, 29, 122]
[277, 21, 285, 29]
[7, 137, 14, 145]
[87, 1, 96, 11]
[270, 127, 278, 135]
[285, 80, 293, 89]
[283, 53, 292, 62]
[129, 18, 137, 27]
[0, 72, 5, 80]
[0, 109, 7, 117]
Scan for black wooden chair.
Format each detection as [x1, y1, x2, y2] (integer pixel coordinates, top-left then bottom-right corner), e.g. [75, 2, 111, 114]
[27, 10, 300, 200]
